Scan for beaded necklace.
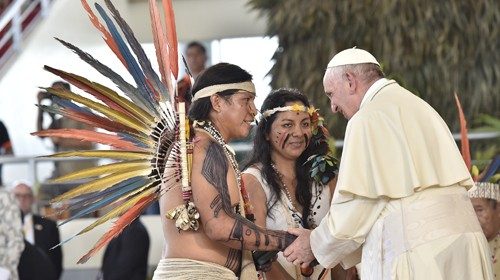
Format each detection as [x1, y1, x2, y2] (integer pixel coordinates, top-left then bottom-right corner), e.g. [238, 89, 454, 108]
[270, 162, 300, 217]
[196, 120, 254, 220]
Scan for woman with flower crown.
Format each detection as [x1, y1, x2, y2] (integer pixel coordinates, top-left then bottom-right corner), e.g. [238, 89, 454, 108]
[154, 63, 296, 280]
[243, 88, 354, 279]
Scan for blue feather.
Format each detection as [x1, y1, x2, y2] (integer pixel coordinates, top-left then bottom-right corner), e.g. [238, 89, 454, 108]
[54, 38, 157, 115]
[51, 96, 93, 115]
[118, 133, 149, 148]
[58, 176, 150, 226]
[104, 0, 169, 102]
[94, 3, 157, 109]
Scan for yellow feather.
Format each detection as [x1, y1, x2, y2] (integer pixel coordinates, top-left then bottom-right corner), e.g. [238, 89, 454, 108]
[77, 185, 155, 235]
[50, 160, 151, 183]
[45, 150, 152, 160]
[92, 82, 157, 124]
[45, 87, 153, 134]
[51, 167, 152, 202]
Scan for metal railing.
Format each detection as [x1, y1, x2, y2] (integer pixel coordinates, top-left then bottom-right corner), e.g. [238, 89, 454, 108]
[0, 0, 52, 68]
[1, 131, 498, 188]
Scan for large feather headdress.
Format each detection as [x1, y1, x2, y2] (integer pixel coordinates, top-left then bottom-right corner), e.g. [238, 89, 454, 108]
[33, 0, 189, 263]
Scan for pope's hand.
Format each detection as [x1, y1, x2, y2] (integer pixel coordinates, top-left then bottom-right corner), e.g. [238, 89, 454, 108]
[283, 228, 315, 268]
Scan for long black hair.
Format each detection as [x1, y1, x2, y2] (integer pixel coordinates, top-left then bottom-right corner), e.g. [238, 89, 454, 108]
[188, 62, 252, 121]
[244, 88, 315, 228]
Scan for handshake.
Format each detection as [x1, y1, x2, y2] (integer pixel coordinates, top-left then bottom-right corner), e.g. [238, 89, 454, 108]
[252, 231, 319, 276]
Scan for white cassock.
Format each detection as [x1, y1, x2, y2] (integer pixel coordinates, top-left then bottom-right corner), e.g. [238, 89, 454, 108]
[311, 79, 494, 279]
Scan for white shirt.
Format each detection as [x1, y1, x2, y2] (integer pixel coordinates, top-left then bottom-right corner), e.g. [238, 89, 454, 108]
[23, 213, 35, 245]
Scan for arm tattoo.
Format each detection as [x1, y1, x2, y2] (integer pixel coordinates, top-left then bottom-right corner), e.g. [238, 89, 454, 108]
[202, 142, 295, 252]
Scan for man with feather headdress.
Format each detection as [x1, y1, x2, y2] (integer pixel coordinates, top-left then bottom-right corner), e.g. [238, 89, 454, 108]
[34, 1, 294, 279]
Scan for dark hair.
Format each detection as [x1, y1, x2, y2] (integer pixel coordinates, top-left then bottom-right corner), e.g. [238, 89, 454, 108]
[188, 63, 252, 121]
[186, 41, 206, 55]
[244, 88, 316, 228]
[52, 81, 70, 91]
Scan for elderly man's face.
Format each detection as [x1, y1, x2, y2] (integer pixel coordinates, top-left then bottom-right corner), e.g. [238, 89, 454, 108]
[12, 183, 34, 215]
[471, 197, 500, 241]
[323, 70, 359, 120]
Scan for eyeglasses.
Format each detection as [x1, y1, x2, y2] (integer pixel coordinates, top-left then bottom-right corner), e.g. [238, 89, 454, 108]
[14, 193, 33, 199]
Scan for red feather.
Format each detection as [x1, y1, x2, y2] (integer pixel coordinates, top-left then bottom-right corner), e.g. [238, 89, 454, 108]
[77, 192, 157, 264]
[149, 0, 174, 99]
[162, 0, 178, 79]
[81, 0, 127, 68]
[454, 93, 471, 171]
[60, 108, 139, 135]
[44, 66, 133, 117]
[32, 129, 147, 152]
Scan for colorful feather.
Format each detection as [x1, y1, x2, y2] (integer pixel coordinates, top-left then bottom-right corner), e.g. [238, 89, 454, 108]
[37, 104, 141, 137]
[51, 167, 152, 202]
[77, 191, 157, 264]
[162, 0, 178, 79]
[80, 0, 126, 67]
[49, 160, 149, 183]
[54, 38, 157, 114]
[104, 0, 168, 102]
[58, 177, 151, 227]
[94, 3, 157, 107]
[32, 129, 148, 152]
[454, 93, 471, 171]
[44, 150, 151, 161]
[39, 0, 184, 263]
[149, 0, 174, 99]
[44, 65, 155, 123]
[44, 87, 152, 134]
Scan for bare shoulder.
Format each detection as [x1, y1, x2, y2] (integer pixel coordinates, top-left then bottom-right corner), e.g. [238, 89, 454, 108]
[192, 131, 213, 160]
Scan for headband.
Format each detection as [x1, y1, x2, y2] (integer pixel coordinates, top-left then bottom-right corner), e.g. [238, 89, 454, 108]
[261, 103, 316, 119]
[191, 81, 256, 102]
[469, 182, 500, 202]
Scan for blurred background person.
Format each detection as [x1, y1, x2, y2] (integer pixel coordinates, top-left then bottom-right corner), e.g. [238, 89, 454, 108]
[11, 181, 62, 279]
[99, 217, 150, 280]
[36, 81, 95, 179]
[0, 120, 13, 187]
[0, 185, 24, 280]
[17, 240, 57, 280]
[177, 41, 208, 103]
[469, 179, 500, 278]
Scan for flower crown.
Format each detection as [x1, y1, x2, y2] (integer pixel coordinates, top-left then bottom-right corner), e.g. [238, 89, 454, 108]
[261, 103, 317, 119]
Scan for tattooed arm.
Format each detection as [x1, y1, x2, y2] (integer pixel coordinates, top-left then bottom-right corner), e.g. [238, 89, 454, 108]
[191, 141, 295, 252]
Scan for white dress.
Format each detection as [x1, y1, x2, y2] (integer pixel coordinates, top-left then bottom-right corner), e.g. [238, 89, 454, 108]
[244, 166, 331, 280]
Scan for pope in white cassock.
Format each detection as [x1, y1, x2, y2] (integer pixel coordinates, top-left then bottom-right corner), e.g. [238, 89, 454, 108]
[283, 48, 494, 279]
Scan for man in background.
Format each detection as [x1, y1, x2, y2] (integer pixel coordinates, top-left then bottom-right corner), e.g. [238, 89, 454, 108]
[470, 180, 500, 278]
[36, 81, 95, 178]
[177, 41, 208, 103]
[11, 182, 62, 279]
[99, 218, 150, 280]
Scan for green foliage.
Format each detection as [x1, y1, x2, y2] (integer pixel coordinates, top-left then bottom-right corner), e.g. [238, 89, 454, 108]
[248, 0, 499, 139]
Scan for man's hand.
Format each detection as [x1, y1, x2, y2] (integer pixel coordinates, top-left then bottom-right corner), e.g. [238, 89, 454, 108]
[283, 228, 315, 268]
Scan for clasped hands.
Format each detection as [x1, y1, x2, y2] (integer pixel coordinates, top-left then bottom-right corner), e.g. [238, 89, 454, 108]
[283, 228, 316, 269]
[253, 228, 316, 272]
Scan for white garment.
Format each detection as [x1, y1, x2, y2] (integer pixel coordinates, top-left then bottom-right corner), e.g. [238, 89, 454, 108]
[153, 258, 237, 280]
[244, 166, 331, 279]
[310, 81, 494, 279]
[0, 189, 24, 280]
